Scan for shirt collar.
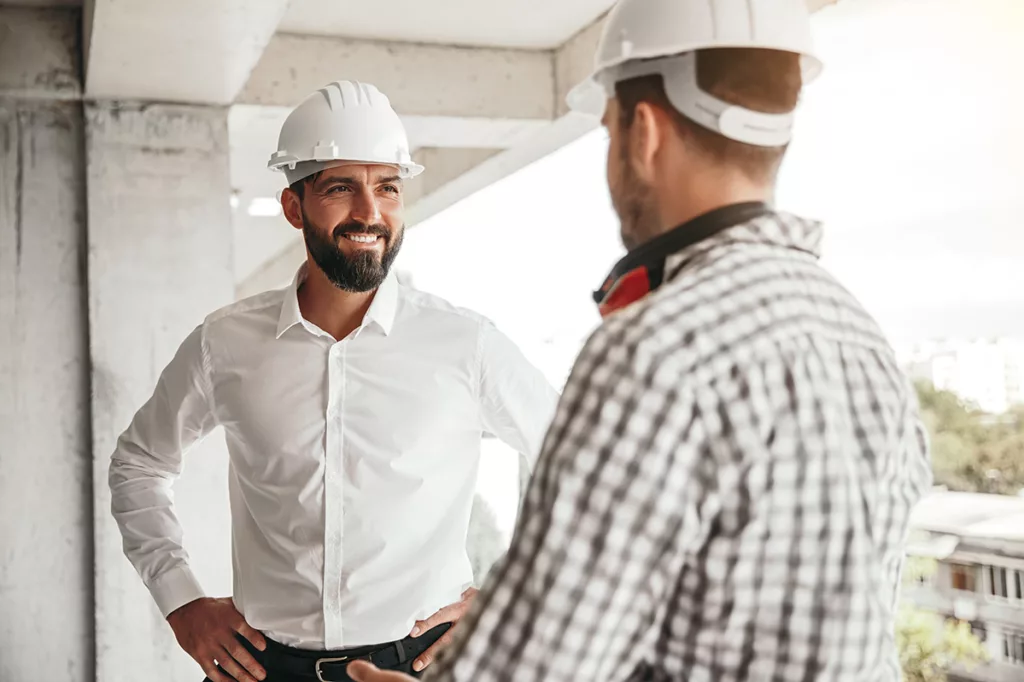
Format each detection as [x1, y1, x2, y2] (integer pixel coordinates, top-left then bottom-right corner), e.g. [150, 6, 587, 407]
[364, 268, 398, 336]
[276, 263, 399, 339]
[276, 265, 307, 339]
[664, 209, 824, 282]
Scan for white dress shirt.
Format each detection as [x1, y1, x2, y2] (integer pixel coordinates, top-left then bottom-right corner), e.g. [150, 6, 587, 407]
[109, 266, 558, 649]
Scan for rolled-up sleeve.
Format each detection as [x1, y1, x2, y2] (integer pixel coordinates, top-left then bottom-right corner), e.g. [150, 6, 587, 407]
[109, 324, 218, 617]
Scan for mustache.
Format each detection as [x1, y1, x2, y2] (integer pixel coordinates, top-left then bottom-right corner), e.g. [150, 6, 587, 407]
[332, 222, 390, 240]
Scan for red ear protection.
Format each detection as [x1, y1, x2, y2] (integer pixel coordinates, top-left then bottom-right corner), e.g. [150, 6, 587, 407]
[592, 202, 773, 319]
[595, 266, 657, 319]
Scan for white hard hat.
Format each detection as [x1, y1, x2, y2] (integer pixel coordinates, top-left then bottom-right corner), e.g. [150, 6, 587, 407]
[568, 0, 823, 147]
[268, 80, 424, 185]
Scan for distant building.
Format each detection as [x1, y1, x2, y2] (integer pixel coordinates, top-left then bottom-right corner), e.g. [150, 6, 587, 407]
[898, 338, 1024, 414]
[904, 491, 1024, 682]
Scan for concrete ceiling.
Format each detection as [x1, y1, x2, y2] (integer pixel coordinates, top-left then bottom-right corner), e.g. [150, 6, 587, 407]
[85, 0, 290, 104]
[278, 0, 618, 49]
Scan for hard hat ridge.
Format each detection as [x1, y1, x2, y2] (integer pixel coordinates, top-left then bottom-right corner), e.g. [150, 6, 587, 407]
[268, 80, 424, 186]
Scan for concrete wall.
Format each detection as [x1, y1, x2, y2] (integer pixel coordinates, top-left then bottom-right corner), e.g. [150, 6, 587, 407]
[0, 99, 92, 682]
[86, 102, 236, 682]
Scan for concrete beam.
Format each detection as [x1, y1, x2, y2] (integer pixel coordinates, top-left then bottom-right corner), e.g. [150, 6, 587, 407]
[85, 0, 290, 104]
[407, 113, 597, 224]
[554, 13, 607, 117]
[0, 7, 81, 100]
[238, 33, 557, 120]
[404, 148, 503, 206]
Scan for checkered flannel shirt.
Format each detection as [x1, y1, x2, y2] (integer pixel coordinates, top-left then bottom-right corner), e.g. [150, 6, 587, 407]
[426, 211, 933, 682]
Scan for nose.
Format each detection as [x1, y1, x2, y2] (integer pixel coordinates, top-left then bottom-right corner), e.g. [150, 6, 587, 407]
[349, 186, 382, 225]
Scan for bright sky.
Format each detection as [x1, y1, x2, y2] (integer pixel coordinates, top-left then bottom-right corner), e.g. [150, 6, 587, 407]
[396, 0, 1024, 535]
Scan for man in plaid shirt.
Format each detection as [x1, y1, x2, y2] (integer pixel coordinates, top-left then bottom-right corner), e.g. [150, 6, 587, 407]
[348, 1, 932, 680]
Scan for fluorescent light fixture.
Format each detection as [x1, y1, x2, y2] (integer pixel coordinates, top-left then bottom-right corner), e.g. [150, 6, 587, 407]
[248, 197, 282, 217]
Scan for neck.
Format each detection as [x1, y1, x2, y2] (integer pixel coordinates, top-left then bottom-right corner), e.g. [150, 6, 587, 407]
[655, 170, 772, 237]
[297, 260, 376, 341]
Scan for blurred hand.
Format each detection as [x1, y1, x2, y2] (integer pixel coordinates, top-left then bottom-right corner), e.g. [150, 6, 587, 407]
[408, 587, 478, 672]
[346, 660, 416, 682]
[167, 597, 267, 682]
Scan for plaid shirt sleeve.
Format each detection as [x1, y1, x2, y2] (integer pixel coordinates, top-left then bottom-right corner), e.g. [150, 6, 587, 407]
[426, 315, 708, 681]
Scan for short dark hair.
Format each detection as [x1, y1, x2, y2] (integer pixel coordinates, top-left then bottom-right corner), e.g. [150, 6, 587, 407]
[614, 48, 803, 183]
[288, 170, 324, 201]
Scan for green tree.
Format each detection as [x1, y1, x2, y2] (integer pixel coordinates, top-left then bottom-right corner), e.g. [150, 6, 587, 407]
[915, 381, 1024, 495]
[896, 606, 989, 682]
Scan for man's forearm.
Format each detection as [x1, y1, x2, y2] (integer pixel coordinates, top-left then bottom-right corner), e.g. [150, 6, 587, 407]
[109, 436, 205, 615]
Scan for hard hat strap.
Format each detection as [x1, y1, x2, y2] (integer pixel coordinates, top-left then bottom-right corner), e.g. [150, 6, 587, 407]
[605, 52, 796, 148]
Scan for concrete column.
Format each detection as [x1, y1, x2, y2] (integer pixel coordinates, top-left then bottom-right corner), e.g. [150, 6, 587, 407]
[86, 102, 235, 682]
[0, 99, 92, 682]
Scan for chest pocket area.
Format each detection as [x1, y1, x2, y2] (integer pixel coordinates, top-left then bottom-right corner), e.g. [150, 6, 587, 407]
[341, 354, 479, 472]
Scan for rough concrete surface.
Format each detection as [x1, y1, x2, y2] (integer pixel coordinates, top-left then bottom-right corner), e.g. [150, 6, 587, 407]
[241, 33, 556, 119]
[0, 7, 82, 100]
[0, 98, 92, 682]
[86, 101, 235, 682]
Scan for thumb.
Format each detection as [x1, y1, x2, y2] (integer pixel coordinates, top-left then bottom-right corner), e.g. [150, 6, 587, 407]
[346, 660, 380, 681]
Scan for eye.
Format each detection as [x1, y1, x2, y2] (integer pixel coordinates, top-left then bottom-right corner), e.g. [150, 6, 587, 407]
[382, 185, 400, 194]
[326, 185, 351, 194]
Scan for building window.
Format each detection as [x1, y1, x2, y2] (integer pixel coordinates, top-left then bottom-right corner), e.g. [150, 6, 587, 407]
[970, 621, 987, 642]
[1016, 570, 1024, 600]
[1005, 632, 1024, 666]
[951, 563, 977, 592]
[990, 566, 1009, 598]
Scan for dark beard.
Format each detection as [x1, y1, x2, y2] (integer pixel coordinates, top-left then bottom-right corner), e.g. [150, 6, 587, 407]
[302, 214, 404, 293]
[613, 134, 659, 252]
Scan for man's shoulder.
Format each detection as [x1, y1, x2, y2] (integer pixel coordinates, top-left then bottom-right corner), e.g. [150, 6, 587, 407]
[201, 288, 286, 333]
[587, 245, 892, 385]
[576, 297, 702, 390]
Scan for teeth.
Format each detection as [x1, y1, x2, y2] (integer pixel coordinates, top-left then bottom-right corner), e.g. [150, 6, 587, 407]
[345, 234, 378, 244]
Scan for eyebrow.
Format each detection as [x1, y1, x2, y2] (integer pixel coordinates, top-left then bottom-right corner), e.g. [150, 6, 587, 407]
[317, 175, 403, 188]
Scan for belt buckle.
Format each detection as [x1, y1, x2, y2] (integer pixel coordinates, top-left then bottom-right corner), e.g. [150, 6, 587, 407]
[314, 656, 350, 682]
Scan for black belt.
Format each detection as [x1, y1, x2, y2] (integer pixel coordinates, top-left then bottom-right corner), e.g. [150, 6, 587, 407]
[239, 623, 452, 681]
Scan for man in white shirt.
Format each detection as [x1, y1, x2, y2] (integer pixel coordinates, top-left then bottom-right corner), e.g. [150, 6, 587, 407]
[108, 80, 558, 682]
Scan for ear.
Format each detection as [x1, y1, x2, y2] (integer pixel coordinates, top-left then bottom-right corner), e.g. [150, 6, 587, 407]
[627, 101, 666, 185]
[281, 188, 304, 231]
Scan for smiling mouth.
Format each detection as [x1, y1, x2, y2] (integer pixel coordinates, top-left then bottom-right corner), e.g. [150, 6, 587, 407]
[341, 233, 382, 245]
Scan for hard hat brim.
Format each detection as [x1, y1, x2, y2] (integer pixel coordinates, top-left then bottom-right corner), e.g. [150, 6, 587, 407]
[275, 158, 425, 187]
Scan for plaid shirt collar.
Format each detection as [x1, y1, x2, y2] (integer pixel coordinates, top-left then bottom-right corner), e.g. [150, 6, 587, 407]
[595, 204, 824, 318]
[665, 209, 825, 282]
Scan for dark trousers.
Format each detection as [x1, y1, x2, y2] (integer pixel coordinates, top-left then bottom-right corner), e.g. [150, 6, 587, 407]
[203, 624, 450, 682]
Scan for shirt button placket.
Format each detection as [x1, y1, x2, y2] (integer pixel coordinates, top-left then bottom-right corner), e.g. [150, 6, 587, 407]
[323, 341, 346, 647]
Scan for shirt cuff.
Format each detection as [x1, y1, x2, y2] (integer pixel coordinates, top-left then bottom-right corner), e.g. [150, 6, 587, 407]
[148, 565, 207, 618]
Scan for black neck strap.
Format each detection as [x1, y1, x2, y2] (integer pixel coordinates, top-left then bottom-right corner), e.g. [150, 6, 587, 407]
[594, 201, 773, 304]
